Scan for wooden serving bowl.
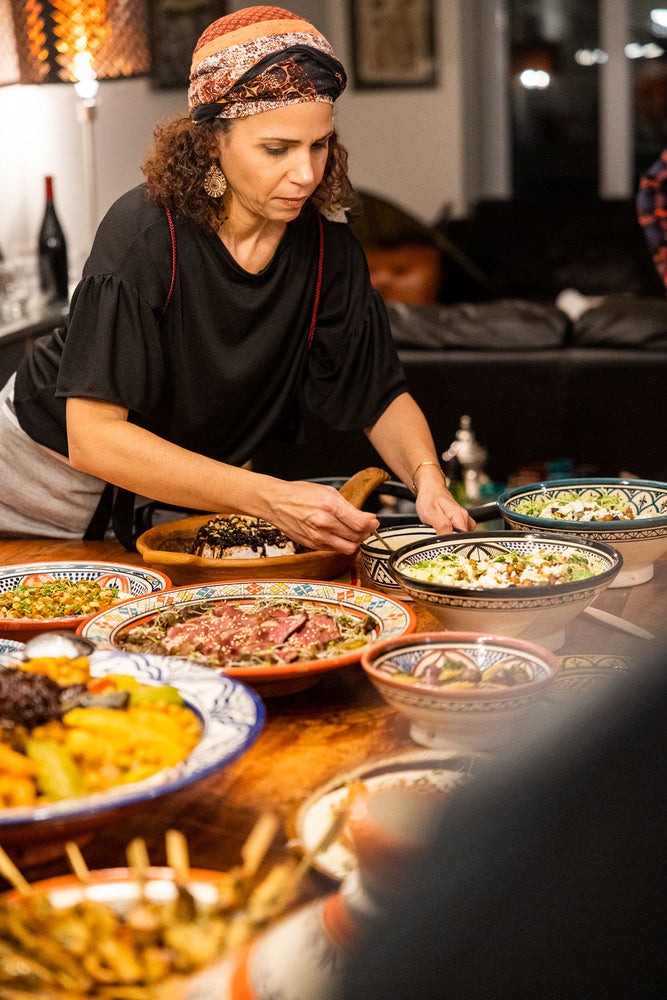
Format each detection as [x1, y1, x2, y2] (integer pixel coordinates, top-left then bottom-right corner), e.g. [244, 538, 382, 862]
[136, 468, 391, 584]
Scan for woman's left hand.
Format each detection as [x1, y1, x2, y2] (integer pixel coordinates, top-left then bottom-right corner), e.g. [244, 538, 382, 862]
[413, 463, 477, 534]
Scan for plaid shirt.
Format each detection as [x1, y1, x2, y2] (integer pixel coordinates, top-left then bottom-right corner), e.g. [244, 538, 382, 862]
[637, 149, 667, 293]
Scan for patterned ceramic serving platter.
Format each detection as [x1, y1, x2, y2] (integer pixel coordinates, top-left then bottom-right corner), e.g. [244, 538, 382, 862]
[0, 561, 172, 630]
[389, 532, 622, 610]
[0, 648, 264, 830]
[498, 478, 667, 542]
[78, 580, 417, 693]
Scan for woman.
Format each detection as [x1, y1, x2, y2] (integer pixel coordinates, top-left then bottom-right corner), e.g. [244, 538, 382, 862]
[2, 6, 474, 550]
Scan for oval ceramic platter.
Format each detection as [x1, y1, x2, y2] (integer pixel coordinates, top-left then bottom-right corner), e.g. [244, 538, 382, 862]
[79, 580, 416, 697]
[291, 750, 483, 881]
[0, 648, 264, 841]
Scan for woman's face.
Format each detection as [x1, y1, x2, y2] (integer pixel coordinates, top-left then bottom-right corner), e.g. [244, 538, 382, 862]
[216, 102, 334, 224]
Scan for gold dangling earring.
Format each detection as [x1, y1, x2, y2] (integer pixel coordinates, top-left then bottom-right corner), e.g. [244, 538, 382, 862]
[204, 163, 227, 198]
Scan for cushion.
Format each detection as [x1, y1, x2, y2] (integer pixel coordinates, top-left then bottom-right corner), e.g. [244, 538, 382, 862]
[386, 300, 570, 350]
[571, 295, 667, 348]
[365, 244, 442, 305]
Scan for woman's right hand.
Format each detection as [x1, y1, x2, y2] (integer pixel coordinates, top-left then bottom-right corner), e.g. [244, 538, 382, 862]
[263, 479, 379, 554]
[66, 399, 377, 553]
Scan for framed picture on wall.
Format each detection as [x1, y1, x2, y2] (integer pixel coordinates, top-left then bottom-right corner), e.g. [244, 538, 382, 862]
[148, 0, 227, 89]
[348, 0, 437, 90]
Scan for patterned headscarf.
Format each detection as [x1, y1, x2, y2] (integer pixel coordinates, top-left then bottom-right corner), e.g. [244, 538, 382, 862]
[188, 5, 347, 122]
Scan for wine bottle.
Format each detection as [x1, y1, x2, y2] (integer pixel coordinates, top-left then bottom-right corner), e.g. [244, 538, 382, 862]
[38, 176, 69, 302]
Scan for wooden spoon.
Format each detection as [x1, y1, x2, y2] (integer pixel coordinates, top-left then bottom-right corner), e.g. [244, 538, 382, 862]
[337, 467, 391, 508]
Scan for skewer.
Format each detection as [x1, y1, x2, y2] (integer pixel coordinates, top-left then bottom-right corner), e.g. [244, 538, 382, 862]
[239, 811, 281, 878]
[165, 828, 190, 881]
[126, 837, 151, 904]
[126, 837, 150, 875]
[0, 844, 30, 893]
[65, 840, 90, 883]
[293, 799, 350, 881]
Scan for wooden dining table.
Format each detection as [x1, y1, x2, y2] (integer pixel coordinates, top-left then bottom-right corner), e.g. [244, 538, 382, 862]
[1, 532, 665, 900]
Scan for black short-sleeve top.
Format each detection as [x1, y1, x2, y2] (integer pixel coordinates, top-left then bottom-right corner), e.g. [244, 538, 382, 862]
[14, 185, 407, 466]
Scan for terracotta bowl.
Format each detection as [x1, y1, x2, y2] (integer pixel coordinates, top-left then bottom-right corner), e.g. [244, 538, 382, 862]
[361, 631, 560, 753]
[136, 467, 391, 584]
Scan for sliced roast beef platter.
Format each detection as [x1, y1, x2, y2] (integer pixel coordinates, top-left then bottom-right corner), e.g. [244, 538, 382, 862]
[78, 581, 417, 697]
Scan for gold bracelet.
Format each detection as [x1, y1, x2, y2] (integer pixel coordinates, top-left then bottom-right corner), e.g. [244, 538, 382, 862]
[411, 460, 445, 494]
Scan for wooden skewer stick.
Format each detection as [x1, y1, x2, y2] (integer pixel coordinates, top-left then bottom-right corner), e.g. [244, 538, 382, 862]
[126, 837, 152, 905]
[293, 800, 351, 881]
[126, 837, 151, 879]
[65, 841, 90, 883]
[239, 811, 282, 879]
[165, 828, 190, 881]
[0, 844, 30, 894]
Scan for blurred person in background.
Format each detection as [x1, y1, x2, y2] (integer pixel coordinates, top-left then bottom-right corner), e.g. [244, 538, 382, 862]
[637, 147, 667, 294]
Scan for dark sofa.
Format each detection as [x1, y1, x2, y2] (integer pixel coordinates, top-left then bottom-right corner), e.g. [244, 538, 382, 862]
[252, 297, 667, 485]
[252, 197, 667, 486]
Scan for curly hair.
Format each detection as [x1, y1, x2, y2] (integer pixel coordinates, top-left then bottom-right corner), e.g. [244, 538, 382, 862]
[141, 116, 359, 229]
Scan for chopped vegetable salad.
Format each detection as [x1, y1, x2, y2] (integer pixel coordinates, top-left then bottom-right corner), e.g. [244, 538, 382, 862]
[514, 490, 636, 522]
[403, 549, 599, 589]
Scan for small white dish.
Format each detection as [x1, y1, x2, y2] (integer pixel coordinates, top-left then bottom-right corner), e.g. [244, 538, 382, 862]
[292, 750, 480, 880]
[360, 524, 437, 597]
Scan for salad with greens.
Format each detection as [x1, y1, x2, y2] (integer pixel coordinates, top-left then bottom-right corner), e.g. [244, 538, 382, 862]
[513, 490, 635, 522]
[403, 549, 599, 589]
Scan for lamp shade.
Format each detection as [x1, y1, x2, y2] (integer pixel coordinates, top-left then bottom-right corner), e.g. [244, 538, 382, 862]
[0, 0, 150, 87]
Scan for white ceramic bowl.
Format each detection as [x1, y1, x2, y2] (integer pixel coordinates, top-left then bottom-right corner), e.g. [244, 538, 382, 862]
[361, 631, 560, 752]
[360, 524, 437, 596]
[497, 477, 667, 587]
[388, 531, 622, 651]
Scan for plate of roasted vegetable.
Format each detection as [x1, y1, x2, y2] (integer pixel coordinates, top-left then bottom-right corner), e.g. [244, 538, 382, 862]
[0, 822, 302, 998]
[0, 561, 172, 643]
[0, 648, 264, 842]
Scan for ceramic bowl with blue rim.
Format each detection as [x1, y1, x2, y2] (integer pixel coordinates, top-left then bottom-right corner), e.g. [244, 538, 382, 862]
[0, 647, 264, 843]
[497, 477, 667, 587]
[388, 531, 622, 651]
[0, 561, 172, 641]
[361, 631, 560, 753]
[360, 523, 437, 597]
